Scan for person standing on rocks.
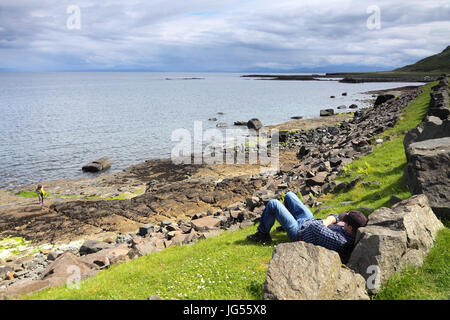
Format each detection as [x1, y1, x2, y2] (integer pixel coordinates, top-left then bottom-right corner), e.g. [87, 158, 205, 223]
[247, 191, 367, 261]
[36, 184, 46, 205]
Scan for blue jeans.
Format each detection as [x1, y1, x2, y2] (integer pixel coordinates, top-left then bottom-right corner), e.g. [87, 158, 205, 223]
[257, 192, 314, 241]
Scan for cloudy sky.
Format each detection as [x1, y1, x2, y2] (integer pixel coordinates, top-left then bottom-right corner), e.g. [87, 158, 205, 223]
[0, 0, 449, 72]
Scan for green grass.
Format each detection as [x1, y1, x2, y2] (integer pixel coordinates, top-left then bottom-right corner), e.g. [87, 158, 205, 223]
[316, 81, 437, 217]
[17, 81, 449, 300]
[22, 225, 288, 300]
[373, 220, 450, 300]
[396, 45, 450, 73]
[0, 237, 32, 259]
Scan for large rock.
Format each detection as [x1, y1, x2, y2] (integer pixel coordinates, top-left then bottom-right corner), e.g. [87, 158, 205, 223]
[374, 94, 395, 107]
[306, 171, 328, 186]
[82, 157, 111, 172]
[347, 195, 444, 293]
[263, 242, 369, 300]
[39, 252, 99, 287]
[428, 79, 450, 120]
[129, 236, 166, 257]
[320, 109, 334, 117]
[79, 240, 114, 256]
[403, 116, 450, 149]
[0, 266, 13, 281]
[191, 216, 221, 232]
[79, 243, 131, 268]
[247, 118, 263, 130]
[403, 137, 450, 218]
[0, 279, 51, 299]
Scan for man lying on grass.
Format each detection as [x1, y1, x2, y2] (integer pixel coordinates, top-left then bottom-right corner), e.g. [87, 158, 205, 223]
[247, 191, 367, 262]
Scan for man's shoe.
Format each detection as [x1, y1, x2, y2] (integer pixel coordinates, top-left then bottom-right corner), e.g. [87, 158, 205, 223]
[247, 231, 272, 243]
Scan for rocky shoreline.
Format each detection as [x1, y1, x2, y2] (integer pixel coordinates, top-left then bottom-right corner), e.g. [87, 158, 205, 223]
[0, 84, 428, 298]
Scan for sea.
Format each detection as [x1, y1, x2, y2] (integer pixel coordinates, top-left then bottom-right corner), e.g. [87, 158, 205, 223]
[0, 72, 424, 188]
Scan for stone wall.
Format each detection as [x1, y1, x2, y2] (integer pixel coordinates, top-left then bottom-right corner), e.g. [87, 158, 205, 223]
[263, 195, 443, 299]
[346, 195, 443, 294]
[404, 75, 450, 218]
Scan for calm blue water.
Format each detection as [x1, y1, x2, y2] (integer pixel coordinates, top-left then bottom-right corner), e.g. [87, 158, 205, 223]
[0, 72, 422, 188]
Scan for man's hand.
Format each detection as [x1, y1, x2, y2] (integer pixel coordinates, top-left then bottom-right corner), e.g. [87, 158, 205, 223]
[322, 215, 337, 227]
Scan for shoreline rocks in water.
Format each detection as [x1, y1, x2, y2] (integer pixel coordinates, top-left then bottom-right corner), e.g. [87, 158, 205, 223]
[247, 118, 263, 130]
[82, 157, 111, 173]
[374, 94, 395, 107]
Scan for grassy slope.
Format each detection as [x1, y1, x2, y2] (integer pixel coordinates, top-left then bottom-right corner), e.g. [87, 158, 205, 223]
[21, 81, 449, 300]
[24, 225, 288, 300]
[395, 45, 450, 73]
[373, 220, 450, 300]
[316, 81, 436, 216]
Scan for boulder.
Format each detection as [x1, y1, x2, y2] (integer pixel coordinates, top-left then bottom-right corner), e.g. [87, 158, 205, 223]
[216, 122, 227, 128]
[403, 137, 450, 218]
[130, 236, 165, 257]
[245, 196, 261, 211]
[79, 240, 114, 256]
[191, 216, 221, 232]
[47, 252, 60, 261]
[0, 266, 14, 281]
[170, 230, 199, 246]
[39, 252, 99, 287]
[320, 109, 334, 117]
[329, 156, 342, 167]
[374, 94, 395, 107]
[404, 116, 450, 149]
[306, 171, 328, 186]
[234, 121, 247, 126]
[296, 146, 310, 159]
[347, 195, 444, 294]
[428, 81, 450, 120]
[290, 116, 303, 120]
[263, 242, 369, 300]
[349, 104, 358, 109]
[0, 279, 51, 299]
[139, 224, 155, 237]
[79, 244, 131, 268]
[247, 118, 263, 130]
[279, 130, 289, 143]
[82, 157, 111, 172]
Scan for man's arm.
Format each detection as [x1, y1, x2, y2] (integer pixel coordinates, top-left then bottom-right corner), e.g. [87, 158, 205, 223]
[304, 220, 349, 252]
[322, 214, 337, 227]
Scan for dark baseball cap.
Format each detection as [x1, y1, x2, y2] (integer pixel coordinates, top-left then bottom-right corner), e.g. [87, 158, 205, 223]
[339, 210, 367, 229]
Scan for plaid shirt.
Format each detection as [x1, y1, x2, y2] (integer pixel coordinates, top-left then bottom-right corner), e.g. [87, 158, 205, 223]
[298, 214, 355, 254]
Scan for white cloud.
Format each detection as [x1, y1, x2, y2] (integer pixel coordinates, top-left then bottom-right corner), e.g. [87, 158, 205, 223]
[0, 0, 449, 71]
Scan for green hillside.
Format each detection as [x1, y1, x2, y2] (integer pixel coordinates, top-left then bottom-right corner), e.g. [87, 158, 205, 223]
[396, 45, 450, 72]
